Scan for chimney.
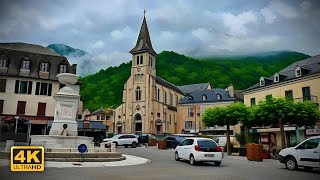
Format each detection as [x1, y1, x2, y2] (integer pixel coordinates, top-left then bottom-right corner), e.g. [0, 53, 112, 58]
[226, 84, 234, 98]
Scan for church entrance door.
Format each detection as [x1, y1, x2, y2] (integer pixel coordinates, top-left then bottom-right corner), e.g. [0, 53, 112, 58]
[134, 114, 142, 134]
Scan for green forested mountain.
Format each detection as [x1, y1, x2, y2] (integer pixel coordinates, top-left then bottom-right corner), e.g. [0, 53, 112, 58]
[80, 51, 309, 111]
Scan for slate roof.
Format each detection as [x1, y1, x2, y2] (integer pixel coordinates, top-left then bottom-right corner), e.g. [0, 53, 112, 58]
[179, 89, 235, 104]
[0, 42, 62, 57]
[245, 54, 320, 91]
[130, 16, 157, 56]
[156, 76, 185, 95]
[92, 107, 105, 114]
[0, 42, 76, 81]
[178, 83, 210, 95]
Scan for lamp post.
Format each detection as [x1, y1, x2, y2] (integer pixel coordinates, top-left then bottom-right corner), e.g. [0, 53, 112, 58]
[14, 116, 19, 134]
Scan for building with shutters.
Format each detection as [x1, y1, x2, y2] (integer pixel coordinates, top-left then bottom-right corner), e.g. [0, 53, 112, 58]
[0, 43, 78, 140]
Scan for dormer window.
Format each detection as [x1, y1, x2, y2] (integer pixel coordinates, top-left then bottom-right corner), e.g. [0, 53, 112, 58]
[59, 64, 67, 73]
[295, 66, 301, 77]
[260, 77, 265, 86]
[21, 58, 31, 70]
[0, 56, 8, 68]
[202, 94, 207, 101]
[274, 73, 279, 83]
[216, 93, 222, 100]
[40, 62, 49, 72]
[188, 96, 193, 101]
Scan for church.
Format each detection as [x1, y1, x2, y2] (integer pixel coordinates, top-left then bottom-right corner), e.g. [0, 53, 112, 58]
[114, 15, 240, 135]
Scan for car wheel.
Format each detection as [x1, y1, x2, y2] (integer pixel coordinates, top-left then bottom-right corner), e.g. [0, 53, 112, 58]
[189, 154, 196, 165]
[214, 162, 221, 166]
[175, 151, 180, 161]
[285, 157, 297, 170]
[131, 142, 137, 148]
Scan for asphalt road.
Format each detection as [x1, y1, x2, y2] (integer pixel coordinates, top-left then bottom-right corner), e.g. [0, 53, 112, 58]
[0, 146, 319, 180]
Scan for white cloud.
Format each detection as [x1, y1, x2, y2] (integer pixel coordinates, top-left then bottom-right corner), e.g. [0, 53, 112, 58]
[92, 40, 105, 49]
[300, 1, 311, 11]
[191, 28, 212, 43]
[261, 7, 277, 24]
[221, 11, 257, 36]
[110, 26, 133, 39]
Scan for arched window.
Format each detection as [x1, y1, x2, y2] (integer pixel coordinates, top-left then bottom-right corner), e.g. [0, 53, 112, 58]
[260, 77, 265, 86]
[188, 96, 193, 101]
[136, 56, 140, 65]
[135, 86, 141, 101]
[0, 55, 8, 68]
[140, 55, 143, 64]
[216, 93, 222, 100]
[202, 94, 207, 101]
[157, 88, 160, 101]
[21, 57, 31, 70]
[295, 66, 301, 77]
[40, 62, 49, 72]
[274, 73, 279, 82]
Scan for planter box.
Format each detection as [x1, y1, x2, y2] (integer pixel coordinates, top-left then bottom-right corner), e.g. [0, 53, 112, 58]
[157, 140, 166, 149]
[246, 143, 263, 162]
[148, 138, 157, 146]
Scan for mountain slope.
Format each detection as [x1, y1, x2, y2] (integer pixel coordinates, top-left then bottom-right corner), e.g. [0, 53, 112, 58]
[80, 51, 310, 111]
[47, 44, 86, 57]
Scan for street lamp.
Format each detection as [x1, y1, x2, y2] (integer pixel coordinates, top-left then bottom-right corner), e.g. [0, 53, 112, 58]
[14, 116, 19, 134]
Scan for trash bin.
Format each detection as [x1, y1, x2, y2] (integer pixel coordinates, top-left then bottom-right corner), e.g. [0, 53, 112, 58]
[5, 140, 14, 152]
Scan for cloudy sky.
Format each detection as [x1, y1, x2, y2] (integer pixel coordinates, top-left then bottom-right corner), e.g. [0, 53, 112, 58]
[1, 0, 320, 75]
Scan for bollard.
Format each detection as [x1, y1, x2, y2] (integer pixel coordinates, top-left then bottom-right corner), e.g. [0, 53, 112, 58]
[5, 140, 14, 152]
[110, 143, 116, 152]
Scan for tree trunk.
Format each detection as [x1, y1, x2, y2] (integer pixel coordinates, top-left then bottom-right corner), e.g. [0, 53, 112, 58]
[279, 119, 286, 149]
[226, 124, 231, 155]
[244, 125, 248, 145]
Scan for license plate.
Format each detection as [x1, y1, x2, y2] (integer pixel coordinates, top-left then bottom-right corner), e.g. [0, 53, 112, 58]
[205, 154, 214, 157]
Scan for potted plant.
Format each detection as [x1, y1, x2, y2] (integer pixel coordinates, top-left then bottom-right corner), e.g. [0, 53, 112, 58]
[235, 133, 247, 156]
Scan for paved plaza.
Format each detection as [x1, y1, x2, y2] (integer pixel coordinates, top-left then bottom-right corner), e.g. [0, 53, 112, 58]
[0, 146, 319, 180]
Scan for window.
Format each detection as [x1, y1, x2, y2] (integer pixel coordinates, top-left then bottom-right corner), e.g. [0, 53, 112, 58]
[0, 56, 8, 67]
[40, 62, 49, 72]
[216, 93, 222, 100]
[16, 101, 26, 115]
[157, 88, 160, 101]
[302, 87, 311, 101]
[295, 67, 302, 77]
[37, 102, 46, 116]
[0, 100, 3, 114]
[285, 90, 293, 100]
[176, 96, 179, 106]
[140, 55, 143, 64]
[135, 86, 141, 101]
[21, 60, 30, 70]
[297, 138, 320, 149]
[157, 113, 160, 118]
[136, 56, 140, 65]
[0, 79, 6, 92]
[266, 95, 272, 101]
[201, 107, 206, 114]
[250, 98, 256, 106]
[170, 93, 173, 105]
[185, 121, 195, 130]
[59, 65, 67, 73]
[187, 107, 194, 117]
[202, 94, 207, 101]
[274, 74, 279, 82]
[35, 82, 52, 96]
[15, 80, 32, 94]
[260, 77, 265, 86]
[188, 96, 193, 101]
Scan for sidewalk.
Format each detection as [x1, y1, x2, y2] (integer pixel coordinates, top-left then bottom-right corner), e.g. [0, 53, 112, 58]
[0, 154, 151, 168]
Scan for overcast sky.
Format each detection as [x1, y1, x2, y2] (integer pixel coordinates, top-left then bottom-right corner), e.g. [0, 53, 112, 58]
[1, 0, 320, 74]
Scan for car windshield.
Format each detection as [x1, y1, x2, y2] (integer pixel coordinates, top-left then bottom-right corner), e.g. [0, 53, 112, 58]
[197, 140, 217, 148]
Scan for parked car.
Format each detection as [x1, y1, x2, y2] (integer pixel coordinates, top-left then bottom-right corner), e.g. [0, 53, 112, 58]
[138, 134, 157, 144]
[174, 137, 223, 166]
[279, 135, 320, 170]
[164, 136, 186, 149]
[102, 134, 138, 148]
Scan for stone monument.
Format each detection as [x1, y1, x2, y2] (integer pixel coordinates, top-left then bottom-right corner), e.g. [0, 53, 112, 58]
[30, 73, 94, 150]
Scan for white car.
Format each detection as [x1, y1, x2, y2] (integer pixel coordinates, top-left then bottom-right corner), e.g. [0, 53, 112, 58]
[279, 135, 320, 170]
[102, 134, 138, 148]
[174, 137, 223, 166]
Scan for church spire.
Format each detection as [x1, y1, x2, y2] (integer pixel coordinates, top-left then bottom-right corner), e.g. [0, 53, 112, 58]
[130, 13, 157, 56]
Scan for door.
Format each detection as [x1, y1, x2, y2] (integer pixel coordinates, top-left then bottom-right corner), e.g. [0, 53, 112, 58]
[117, 135, 126, 145]
[176, 139, 188, 159]
[183, 139, 195, 159]
[295, 138, 320, 167]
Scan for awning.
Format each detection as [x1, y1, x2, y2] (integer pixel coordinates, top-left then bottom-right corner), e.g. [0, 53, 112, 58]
[90, 121, 107, 130]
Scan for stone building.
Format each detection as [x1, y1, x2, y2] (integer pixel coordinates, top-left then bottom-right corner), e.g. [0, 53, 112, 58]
[0, 43, 78, 139]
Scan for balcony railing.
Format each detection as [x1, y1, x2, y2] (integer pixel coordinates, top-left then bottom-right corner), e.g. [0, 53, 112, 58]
[294, 95, 318, 104]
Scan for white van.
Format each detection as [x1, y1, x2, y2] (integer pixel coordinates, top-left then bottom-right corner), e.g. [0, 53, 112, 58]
[279, 135, 320, 170]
